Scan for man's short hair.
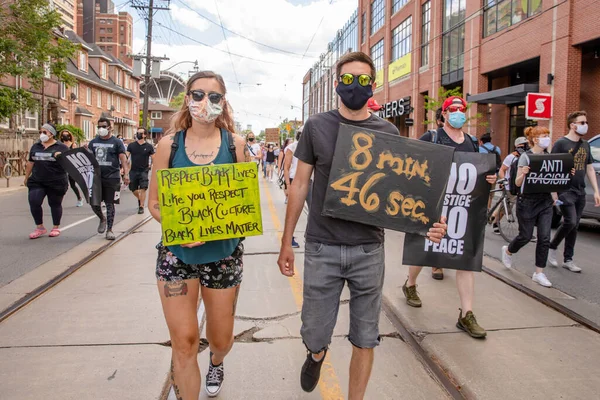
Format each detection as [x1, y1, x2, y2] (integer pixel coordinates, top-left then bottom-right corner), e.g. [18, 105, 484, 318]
[480, 132, 492, 143]
[98, 117, 111, 127]
[567, 111, 587, 125]
[137, 127, 147, 134]
[336, 52, 376, 83]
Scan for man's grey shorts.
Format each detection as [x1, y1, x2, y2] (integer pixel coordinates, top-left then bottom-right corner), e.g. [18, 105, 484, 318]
[301, 241, 385, 352]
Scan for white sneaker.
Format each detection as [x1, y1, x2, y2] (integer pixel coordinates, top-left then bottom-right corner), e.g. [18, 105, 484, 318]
[501, 246, 513, 269]
[547, 249, 559, 267]
[76, 199, 83, 207]
[563, 261, 582, 273]
[532, 272, 552, 287]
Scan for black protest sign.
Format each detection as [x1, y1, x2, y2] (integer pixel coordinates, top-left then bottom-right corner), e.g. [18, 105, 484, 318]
[157, 162, 262, 246]
[523, 153, 574, 194]
[58, 148, 103, 206]
[321, 123, 455, 236]
[403, 153, 496, 272]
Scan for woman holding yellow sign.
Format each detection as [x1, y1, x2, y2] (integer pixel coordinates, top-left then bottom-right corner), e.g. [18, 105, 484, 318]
[148, 71, 249, 399]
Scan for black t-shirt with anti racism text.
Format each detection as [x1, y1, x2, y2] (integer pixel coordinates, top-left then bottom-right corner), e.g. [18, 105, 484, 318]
[551, 136, 593, 195]
[28, 141, 69, 185]
[419, 127, 478, 153]
[127, 141, 155, 171]
[294, 110, 400, 246]
[89, 135, 126, 181]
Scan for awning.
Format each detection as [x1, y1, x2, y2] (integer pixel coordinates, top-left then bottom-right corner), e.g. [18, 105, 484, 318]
[467, 83, 539, 105]
[100, 112, 115, 121]
[150, 127, 163, 133]
[74, 106, 93, 117]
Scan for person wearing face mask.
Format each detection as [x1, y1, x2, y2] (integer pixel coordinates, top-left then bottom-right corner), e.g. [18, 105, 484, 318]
[246, 133, 261, 167]
[148, 71, 249, 399]
[88, 117, 130, 240]
[60, 129, 84, 207]
[126, 127, 155, 214]
[501, 127, 557, 287]
[265, 143, 276, 181]
[24, 123, 69, 239]
[277, 52, 447, 398]
[547, 111, 600, 272]
[402, 96, 497, 340]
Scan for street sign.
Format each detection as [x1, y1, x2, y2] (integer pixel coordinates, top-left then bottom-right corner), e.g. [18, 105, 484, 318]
[525, 93, 552, 120]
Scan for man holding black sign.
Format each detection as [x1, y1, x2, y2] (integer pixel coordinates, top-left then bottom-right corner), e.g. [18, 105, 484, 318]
[548, 111, 600, 272]
[277, 52, 447, 399]
[402, 96, 497, 339]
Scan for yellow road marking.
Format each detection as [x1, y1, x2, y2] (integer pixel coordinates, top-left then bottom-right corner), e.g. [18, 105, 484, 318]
[262, 180, 344, 400]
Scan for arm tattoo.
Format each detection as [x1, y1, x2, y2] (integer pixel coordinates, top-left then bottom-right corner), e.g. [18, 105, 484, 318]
[153, 203, 160, 210]
[164, 281, 188, 297]
[232, 285, 241, 316]
[243, 144, 251, 162]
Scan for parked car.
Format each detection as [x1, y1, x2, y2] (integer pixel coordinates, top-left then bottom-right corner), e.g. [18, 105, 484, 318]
[552, 134, 600, 227]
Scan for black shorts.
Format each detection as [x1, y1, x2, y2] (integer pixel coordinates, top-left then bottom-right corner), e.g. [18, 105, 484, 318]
[155, 241, 244, 289]
[129, 170, 149, 191]
[101, 179, 121, 204]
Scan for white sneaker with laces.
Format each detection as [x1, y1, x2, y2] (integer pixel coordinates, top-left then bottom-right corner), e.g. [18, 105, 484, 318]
[563, 261, 582, 273]
[501, 246, 513, 269]
[532, 272, 552, 287]
[547, 249, 559, 267]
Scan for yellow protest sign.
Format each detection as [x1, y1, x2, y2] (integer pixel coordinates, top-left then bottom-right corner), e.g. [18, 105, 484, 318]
[388, 53, 411, 82]
[157, 162, 263, 246]
[375, 69, 384, 88]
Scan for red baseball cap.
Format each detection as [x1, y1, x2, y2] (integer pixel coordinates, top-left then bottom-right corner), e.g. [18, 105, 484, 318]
[442, 96, 467, 111]
[367, 98, 383, 111]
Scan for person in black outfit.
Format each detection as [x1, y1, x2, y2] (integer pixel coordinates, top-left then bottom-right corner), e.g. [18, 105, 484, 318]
[59, 129, 83, 207]
[547, 111, 600, 272]
[24, 123, 69, 239]
[265, 143, 276, 181]
[127, 127, 155, 214]
[88, 117, 130, 240]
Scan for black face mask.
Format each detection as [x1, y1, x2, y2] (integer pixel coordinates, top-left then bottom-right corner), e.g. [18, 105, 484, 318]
[61, 136, 71, 142]
[335, 79, 373, 111]
[248, 138, 255, 142]
[136, 133, 144, 140]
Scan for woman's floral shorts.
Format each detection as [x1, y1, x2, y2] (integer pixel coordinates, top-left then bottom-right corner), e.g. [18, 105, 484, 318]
[155, 241, 244, 289]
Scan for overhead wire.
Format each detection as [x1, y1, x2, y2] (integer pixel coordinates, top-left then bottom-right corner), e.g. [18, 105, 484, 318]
[213, 0, 241, 92]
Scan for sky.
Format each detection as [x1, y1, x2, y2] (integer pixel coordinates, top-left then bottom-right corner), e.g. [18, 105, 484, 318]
[119, 0, 357, 133]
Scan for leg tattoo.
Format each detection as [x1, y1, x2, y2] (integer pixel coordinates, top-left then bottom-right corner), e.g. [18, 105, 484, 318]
[232, 285, 241, 316]
[170, 360, 183, 400]
[164, 281, 188, 297]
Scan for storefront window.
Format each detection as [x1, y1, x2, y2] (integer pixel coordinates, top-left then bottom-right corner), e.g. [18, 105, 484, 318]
[509, 104, 526, 152]
[484, 0, 542, 37]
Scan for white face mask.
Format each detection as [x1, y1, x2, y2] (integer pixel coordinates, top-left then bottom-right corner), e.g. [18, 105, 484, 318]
[39, 133, 50, 143]
[574, 123, 588, 136]
[188, 99, 224, 124]
[98, 127, 109, 137]
[537, 137, 551, 149]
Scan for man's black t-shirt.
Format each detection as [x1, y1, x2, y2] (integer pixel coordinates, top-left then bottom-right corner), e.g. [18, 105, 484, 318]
[28, 141, 69, 185]
[551, 136, 593, 195]
[89, 135, 126, 180]
[294, 110, 400, 245]
[127, 141, 155, 171]
[420, 127, 478, 152]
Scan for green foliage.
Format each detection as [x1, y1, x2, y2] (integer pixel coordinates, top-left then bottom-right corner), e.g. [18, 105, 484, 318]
[169, 92, 185, 109]
[56, 124, 85, 144]
[423, 87, 487, 128]
[0, 0, 78, 120]
[0, 88, 38, 123]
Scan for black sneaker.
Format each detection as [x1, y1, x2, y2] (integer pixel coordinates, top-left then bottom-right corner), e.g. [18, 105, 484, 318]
[300, 349, 327, 392]
[138, 207, 144, 214]
[97, 219, 107, 234]
[492, 223, 500, 234]
[291, 237, 300, 248]
[205, 352, 224, 397]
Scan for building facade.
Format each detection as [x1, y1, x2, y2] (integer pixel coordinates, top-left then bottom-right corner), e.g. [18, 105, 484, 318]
[50, 0, 77, 31]
[303, 0, 600, 155]
[147, 102, 177, 142]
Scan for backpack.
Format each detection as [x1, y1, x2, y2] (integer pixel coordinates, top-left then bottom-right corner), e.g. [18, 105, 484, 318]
[429, 128, 479, 152]
[508, 149, 529, 196]
[481, 144, 502, 172]
[169, 129, 237, 168]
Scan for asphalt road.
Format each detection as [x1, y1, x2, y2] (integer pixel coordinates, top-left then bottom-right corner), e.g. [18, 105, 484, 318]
[484, 218, 600, 306]
[0, 185, 140, 288]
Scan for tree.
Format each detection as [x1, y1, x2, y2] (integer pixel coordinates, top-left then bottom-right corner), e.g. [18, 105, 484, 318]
[0, 0, 78, 121]
[423, 87, 487, 128]
[169, 92, 185, 109]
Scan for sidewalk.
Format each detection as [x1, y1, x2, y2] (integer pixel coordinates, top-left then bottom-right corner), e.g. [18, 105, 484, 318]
[0, 176, 26, 196]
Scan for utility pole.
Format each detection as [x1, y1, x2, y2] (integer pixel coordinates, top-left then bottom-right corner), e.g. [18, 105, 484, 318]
[131, 0, 169, 130]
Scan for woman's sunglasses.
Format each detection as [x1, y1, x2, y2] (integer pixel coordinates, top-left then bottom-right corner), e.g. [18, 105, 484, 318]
[188, 90, 224, 104]
[338, 73, 373, 87]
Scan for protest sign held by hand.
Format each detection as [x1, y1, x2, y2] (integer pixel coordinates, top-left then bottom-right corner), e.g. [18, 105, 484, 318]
[57, 148, 102, 206]
[522, 153, 574, 194]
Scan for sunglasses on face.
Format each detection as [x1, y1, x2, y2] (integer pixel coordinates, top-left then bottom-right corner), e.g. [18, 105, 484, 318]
[188, 90, 224, 104]
[446, 105, 467, 113]
[338, 73, 373, 87]
[573, 121, 588, 125]
[97, 125, 109, 129]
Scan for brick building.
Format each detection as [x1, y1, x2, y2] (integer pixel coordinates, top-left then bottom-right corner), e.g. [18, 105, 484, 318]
[50, 0, 77, 31]
[147, 102, 177, 142]
[77, 0, 134, 67]
[303, 0, 600, 155]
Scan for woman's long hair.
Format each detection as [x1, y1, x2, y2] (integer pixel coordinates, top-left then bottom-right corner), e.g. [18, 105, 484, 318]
[169, 71, 236, 134]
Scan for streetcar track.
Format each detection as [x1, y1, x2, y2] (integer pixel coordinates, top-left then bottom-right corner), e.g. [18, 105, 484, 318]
[0, 215, 153, 324]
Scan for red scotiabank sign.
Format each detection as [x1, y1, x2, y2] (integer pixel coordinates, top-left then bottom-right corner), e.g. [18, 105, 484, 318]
[525, 93, 553, 120]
